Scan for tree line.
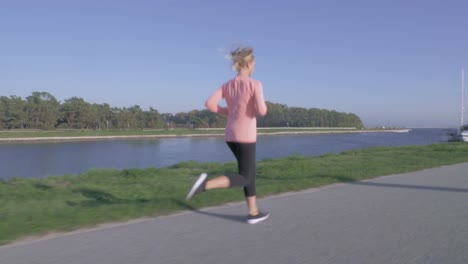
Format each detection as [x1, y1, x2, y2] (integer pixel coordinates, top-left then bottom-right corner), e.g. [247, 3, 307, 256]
[0, 91, 363, 130]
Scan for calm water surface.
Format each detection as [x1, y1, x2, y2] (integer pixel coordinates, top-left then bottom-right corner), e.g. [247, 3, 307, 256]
[0, 129, 454, 179]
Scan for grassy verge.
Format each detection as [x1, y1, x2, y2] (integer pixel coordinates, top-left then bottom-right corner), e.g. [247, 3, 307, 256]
[1, 142, 467, 245]
[0, 129, 217, 138]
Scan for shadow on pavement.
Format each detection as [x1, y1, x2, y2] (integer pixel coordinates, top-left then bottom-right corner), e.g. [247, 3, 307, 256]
[349, 181, 468, 193]
[172, 199, 247, 223]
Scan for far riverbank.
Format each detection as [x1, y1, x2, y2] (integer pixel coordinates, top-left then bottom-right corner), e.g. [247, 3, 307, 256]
[0, 128, 410, 143]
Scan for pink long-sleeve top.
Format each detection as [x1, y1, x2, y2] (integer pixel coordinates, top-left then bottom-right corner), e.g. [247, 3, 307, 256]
[206, 76, 267, 143]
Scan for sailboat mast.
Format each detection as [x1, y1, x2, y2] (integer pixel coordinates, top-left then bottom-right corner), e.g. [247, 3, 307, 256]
[462, 68, 465, 126]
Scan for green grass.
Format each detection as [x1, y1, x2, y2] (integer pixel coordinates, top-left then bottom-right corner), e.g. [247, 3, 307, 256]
[1, 142, 468, 245]
[0, 129, 218, 138]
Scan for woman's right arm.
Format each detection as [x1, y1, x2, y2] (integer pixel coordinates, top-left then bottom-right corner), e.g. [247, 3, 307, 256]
[255, 84, 267, 116]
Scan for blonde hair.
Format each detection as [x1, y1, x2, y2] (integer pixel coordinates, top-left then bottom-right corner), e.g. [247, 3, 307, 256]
[230, 47, 254, 72]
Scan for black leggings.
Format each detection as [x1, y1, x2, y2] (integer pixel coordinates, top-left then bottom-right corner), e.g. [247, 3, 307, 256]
[226, 142, 257, 197]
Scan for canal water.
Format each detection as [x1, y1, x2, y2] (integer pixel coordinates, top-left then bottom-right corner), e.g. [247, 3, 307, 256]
[0, 128, 454, 179]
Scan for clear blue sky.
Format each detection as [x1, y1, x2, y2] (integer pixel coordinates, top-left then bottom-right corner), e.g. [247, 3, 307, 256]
[1, 0, 468, 128]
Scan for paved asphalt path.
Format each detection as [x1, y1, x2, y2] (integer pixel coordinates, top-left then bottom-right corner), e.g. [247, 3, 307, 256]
[2, 163, 468, 264]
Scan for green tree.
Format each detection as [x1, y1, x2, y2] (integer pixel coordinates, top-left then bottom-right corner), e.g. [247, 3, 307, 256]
[205, 110, 226, 128]
[258, 102, 288, 127]
[161, 113, 174, 129]
[26, 92, 60, 129]
[288, 107, 309, 127]
[187, 110, 209, 128]
[145, 107, 164, 129]
[60, 97, 91, 129]
[119, 108, 135, 129]
[1, 91, 364, 130]
[86, 104, 99, 129]
[95, 103, 114, 130]
[173, 112, 189, 128]
[6, 96, 27, 128]
[128, 105, 145, 129]
[307, 108, 322, 127]
[0, 96, 8, 129]
[109, 107, 120, 129]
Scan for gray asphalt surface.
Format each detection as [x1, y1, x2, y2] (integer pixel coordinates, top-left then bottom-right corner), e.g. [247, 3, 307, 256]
[2, 163, 468, 264]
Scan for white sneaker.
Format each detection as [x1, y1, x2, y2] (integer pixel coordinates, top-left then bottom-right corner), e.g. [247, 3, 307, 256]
[186, 173, 207, 200]
[247, 211, 270, 224]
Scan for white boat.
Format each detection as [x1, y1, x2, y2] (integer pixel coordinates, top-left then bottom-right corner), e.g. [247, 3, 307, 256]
[458, 125, 468, 142]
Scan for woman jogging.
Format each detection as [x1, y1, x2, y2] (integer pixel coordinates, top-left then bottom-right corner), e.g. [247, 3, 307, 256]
[186, 46, 270, 224]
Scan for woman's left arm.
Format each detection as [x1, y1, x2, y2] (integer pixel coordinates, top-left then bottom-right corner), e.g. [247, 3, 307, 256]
[205, 87, 228, 115]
